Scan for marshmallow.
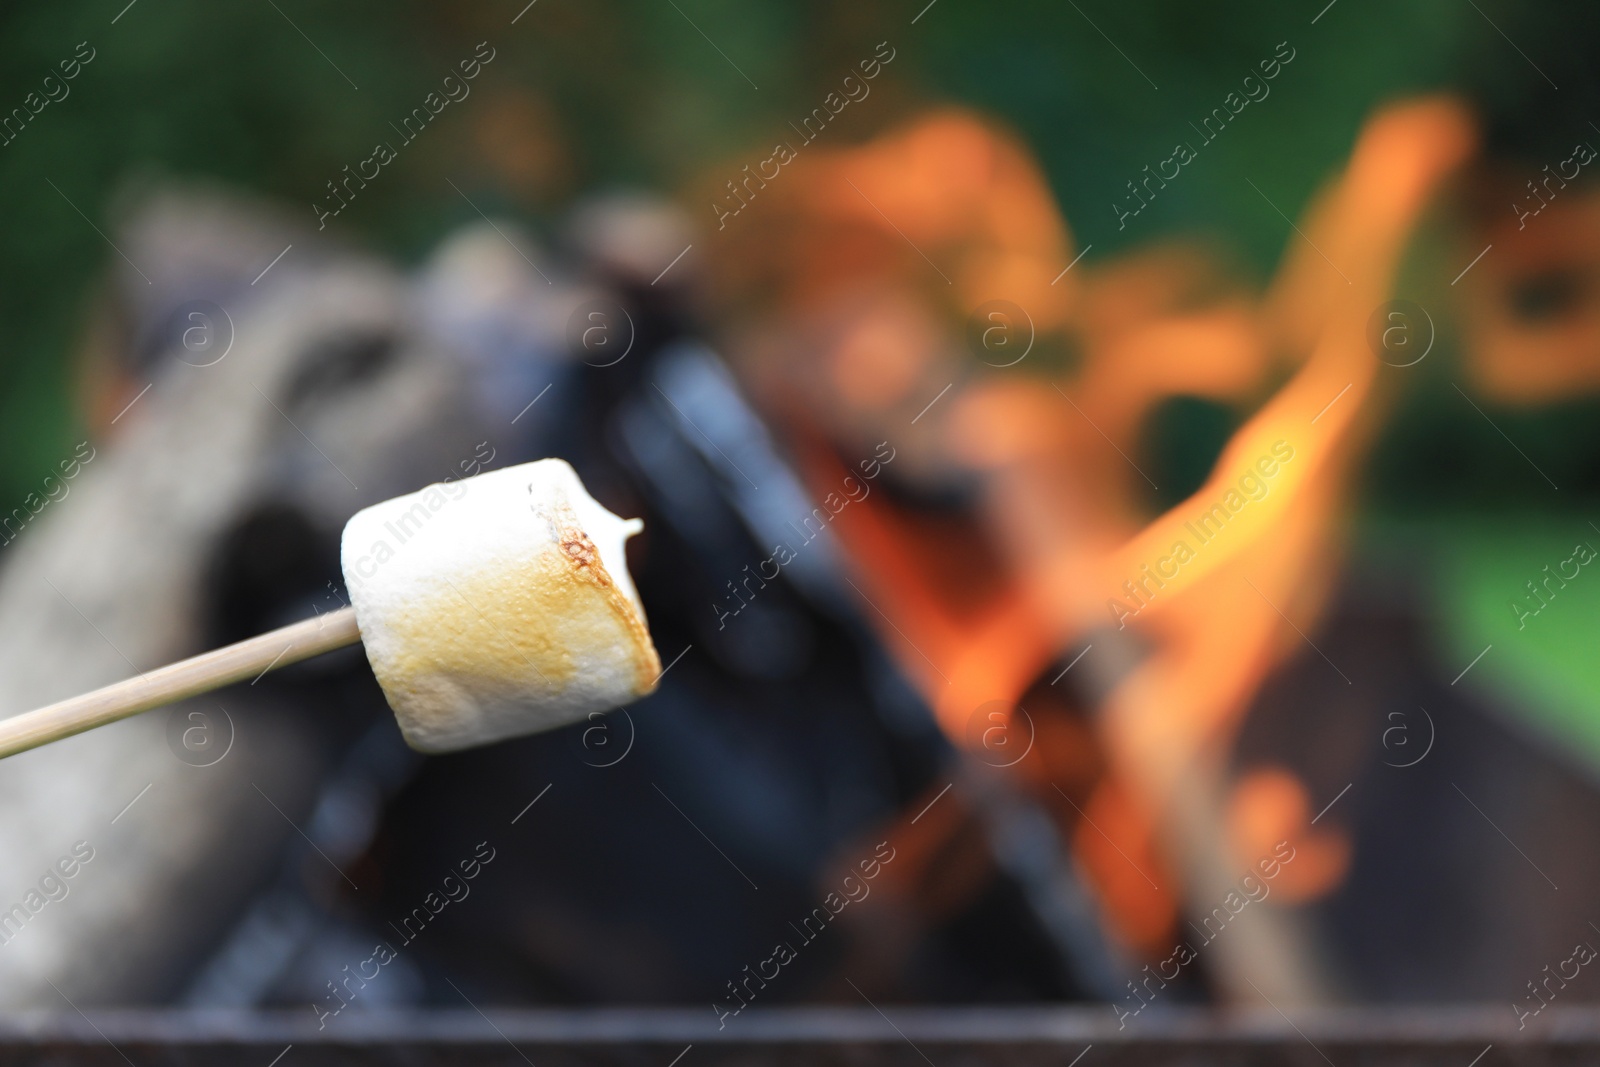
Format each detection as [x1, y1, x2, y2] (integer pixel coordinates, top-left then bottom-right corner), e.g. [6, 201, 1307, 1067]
[340, 459, 660, 753]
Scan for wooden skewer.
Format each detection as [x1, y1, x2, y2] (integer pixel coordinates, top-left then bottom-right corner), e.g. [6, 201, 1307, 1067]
[0, 606, 362, 760]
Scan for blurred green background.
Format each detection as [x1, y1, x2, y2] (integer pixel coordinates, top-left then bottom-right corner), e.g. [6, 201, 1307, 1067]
[0, 1, 1591, 716]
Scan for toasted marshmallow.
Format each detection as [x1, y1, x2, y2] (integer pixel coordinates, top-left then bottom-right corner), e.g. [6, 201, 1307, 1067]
[340, 459, 660, 753]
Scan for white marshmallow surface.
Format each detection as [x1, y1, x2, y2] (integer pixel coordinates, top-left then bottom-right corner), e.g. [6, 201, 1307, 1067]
[340, 459, 660, 753]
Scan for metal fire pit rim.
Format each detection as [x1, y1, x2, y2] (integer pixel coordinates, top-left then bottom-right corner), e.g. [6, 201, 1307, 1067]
[0, 1004, 1584, 1046]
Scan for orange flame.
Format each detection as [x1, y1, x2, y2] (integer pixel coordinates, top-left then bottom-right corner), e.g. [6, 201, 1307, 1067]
[1097, 98, 1477, 793]
[703, 97, 1477, 962]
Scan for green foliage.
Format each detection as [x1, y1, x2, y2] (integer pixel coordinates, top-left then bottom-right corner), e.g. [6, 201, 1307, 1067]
[1428, 518, 1600, 767]
[1139, 395, 1244, 515]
